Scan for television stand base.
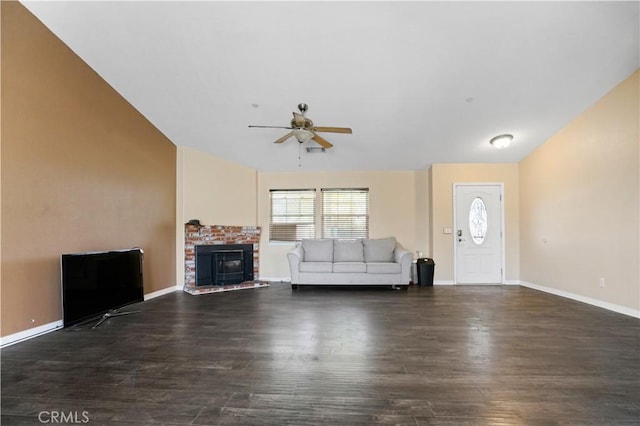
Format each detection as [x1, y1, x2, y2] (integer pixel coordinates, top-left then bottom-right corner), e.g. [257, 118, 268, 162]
[91, 309, 140, 329]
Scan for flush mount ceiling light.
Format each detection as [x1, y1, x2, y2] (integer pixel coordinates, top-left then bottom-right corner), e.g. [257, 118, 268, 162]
[489, 134, 514, 149]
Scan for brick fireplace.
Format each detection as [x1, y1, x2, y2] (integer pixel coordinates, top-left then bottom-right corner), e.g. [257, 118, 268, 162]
[184, 223, 263, 295]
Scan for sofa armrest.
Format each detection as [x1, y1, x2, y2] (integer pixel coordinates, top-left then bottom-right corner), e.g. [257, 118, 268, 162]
[287, 244, 304, 284]
[394, 244, 412, 284]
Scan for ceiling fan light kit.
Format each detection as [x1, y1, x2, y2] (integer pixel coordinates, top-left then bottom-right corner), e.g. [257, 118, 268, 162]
[490, 134, 514, 149]
[292, 128, 314, 143]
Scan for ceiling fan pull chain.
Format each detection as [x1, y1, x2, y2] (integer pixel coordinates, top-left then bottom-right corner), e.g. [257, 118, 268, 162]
[298, 142, 302, 168]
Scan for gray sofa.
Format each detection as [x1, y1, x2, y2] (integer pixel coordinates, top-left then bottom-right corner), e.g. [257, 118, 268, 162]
[287, 237, 412, 289]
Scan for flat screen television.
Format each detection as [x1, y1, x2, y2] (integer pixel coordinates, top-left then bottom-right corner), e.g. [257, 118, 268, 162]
[61, 248, 144, 327]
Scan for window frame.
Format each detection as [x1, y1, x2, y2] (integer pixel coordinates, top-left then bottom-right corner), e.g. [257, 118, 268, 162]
[321, 188, 370, 239]
[268, 189, 317, 242]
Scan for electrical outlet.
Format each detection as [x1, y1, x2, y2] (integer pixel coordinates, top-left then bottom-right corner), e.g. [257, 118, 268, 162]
[599, 277, 605, 288]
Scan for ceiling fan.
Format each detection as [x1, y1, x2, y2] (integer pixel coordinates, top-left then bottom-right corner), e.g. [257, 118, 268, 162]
[249, 103, 352, 149]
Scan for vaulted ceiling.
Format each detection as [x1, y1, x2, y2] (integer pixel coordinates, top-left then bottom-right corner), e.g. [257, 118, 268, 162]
[22, 1, 639, 171]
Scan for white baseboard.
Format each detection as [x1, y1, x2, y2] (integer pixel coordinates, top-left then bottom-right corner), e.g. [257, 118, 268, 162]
[0, 320, 63, 348]
[144, 285, 177, 300]
[6, 281, 631, 348]
[259, 277, 290, 283]
[2, 286, 177, 348]
[436, 280, 519, 285]
[520, 281, 640, 319]
[434, 280, 455, 285]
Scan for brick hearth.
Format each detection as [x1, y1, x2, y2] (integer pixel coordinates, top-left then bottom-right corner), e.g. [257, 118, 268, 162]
[184, 224, 261, 293]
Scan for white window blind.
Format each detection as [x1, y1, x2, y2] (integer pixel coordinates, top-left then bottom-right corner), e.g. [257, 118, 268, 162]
[322, 188, 369, 239]
[269, 189, 316, 242]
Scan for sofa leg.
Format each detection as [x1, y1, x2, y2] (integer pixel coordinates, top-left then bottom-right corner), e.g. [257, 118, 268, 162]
[291, 284, 299, 290]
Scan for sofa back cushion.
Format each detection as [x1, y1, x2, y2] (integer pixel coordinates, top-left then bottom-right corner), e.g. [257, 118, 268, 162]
[363, 237, 396, 262]
[301, 239, 334, 262]
[333, 239, 364, 262]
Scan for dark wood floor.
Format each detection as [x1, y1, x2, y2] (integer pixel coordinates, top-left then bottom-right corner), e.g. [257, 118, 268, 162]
[2, 283, 639, 425]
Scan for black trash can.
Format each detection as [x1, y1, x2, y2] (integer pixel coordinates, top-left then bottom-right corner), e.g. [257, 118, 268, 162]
[416, 258, 435, 286]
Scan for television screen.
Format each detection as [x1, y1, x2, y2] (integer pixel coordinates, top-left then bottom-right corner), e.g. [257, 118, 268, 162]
[61, 248, 144, 327]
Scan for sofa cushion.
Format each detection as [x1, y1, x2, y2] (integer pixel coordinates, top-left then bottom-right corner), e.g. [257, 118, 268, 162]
[366, 262, 401, 274]
[333, 239, 364, 262]
[333, 262, 367, 273]
[363, 237, 396, 262]
[301, 239, 334, 262]
[299, 262, 333, 273]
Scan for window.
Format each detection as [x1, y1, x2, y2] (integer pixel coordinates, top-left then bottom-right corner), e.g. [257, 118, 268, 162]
[469, 197, 488, 245]
[269, 189, 316, 242]
[322, 188, 369, 239]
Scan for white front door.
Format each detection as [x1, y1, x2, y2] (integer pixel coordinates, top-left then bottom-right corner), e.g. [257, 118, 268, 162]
[454, 184, 504, 284]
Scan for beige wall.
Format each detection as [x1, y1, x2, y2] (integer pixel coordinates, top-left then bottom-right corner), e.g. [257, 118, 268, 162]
[430, 163, 520, 283]
[414, 169, 431, 258]
[257, 170, 426, 279]
[1, 2, 177, 336]
[520, 70, 639, 311]
[175, 146, 257, 285]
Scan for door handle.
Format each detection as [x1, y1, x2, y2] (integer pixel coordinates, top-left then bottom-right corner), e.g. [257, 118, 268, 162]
[457, 230, 462, 237]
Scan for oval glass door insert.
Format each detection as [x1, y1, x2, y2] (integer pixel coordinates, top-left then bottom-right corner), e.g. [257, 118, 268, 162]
[469, 197, 488, 245]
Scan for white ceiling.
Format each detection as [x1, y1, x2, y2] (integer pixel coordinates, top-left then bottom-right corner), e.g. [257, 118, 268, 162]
[21, 1, 639, 172]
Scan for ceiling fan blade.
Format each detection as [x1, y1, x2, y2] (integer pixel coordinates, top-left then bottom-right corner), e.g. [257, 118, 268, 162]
[249, 125, 293, 129]
[274, 132, 294, 144]
[311, 134, 333, 149]
[292, 112, 306, 127]
[312, 126, 352, 134]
